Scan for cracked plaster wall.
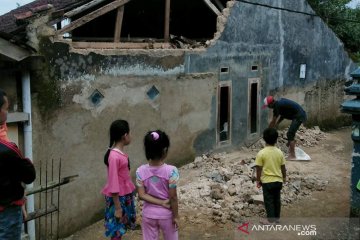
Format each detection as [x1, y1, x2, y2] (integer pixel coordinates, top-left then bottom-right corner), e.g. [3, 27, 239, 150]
[32, 41, 216, 236]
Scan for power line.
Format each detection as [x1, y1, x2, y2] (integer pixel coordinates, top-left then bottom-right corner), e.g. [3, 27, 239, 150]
[235, 0, 360, 24]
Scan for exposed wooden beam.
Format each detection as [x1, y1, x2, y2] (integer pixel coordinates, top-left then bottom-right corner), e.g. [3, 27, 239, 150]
[64, 0, 108, 18]
[203, 0, 221, 16]
[70, 41, 171, 49]
[213, 0, 225, 11]
[57, 0, 131, 35]
[164, 0, 171, 42]
[114, 6, 125, 43]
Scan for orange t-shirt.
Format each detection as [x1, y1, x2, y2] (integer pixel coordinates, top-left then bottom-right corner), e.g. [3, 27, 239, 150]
[0, 123, 9, 142]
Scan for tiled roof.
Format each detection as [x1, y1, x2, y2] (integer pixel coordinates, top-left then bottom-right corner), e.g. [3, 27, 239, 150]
[0, 0, 90, 34]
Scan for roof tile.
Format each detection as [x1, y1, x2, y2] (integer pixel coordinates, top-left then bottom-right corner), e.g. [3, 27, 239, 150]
[0, 0, 90, 33]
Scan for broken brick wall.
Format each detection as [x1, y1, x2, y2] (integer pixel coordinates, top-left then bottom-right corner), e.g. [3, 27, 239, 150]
[198, 0, 355, 131]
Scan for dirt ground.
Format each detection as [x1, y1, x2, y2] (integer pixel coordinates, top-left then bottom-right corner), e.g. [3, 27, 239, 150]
[63, 127, 358, 240]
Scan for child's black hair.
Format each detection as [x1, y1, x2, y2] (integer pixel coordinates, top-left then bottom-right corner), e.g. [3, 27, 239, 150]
[263, 128, 278, 145]
[0, 89, 7, 108]
[104, 120, 129, 166]
[144, 130, 170, 160]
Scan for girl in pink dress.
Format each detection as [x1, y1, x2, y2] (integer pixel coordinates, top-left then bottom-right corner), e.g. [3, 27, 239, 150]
[136, 130, 179, 240]
[102, 120, 135, 240]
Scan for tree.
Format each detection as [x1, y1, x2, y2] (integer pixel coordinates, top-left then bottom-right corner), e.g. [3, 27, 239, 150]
[308, 0, 360, 62]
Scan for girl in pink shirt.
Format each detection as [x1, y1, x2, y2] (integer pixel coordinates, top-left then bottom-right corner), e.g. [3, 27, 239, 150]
[102, 120, 168, 240]
[102, 120, 136, 240]
[136, 130, 179, 240]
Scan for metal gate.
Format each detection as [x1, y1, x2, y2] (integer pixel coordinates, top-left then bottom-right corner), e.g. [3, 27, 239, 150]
[23, 158, 78, 240]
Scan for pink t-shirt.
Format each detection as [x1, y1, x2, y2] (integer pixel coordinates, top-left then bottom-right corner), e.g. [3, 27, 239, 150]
[136, 164, 179, 219]
[102, 148, 135, 197]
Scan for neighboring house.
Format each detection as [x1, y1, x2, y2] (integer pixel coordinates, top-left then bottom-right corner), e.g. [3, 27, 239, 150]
[0, 0, 356, 237]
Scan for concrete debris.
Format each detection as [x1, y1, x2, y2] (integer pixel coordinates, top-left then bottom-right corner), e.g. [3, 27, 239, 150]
[249, 126, 327, 155]
[179, 127, 328, 224]
[251, 195, 264, 204]
[170, 35, 206, 49]
[210, 188, 224, 200]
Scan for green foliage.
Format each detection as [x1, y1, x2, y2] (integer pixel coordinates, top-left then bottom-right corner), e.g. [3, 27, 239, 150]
[308, 0, 360, 62]
[350, 51, 360, 62]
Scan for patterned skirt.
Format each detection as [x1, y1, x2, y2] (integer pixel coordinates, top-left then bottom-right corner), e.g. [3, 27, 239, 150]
[104, 192, 136, 239]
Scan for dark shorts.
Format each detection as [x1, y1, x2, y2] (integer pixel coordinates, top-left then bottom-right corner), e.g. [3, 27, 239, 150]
[287, 117, 304, 141]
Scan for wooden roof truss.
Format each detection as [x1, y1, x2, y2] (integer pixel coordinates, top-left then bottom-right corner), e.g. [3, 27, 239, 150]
[55, 0, 172, 49]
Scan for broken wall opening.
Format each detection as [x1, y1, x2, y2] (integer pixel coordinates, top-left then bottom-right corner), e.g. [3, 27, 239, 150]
[66, 0, 229, 43]
[218, 82, 231, 144]
[248, 78, 260, 135]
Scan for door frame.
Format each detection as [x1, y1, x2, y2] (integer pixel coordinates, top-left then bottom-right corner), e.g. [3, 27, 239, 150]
[217, 81, 232, 146]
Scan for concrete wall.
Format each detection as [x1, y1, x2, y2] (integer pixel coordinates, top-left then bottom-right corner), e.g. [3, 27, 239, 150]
[213, 0, 355, 128]
[31, 41, 217, 235]
[25, 0, 356, 236]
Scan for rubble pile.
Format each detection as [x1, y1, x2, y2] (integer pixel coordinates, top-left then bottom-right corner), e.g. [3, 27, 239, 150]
[249, 126, 327, 155]
[296, 126, 327, 147]
[179, 127, 328, 223]
[169, 35, 206, 49]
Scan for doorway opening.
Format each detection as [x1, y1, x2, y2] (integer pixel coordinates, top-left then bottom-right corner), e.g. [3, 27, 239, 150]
[248, 78, 260, 135]
[218, 82, 231, 144]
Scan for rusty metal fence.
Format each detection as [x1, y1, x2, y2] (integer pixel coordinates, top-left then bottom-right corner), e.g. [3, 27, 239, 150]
[23, 158, 78, 240]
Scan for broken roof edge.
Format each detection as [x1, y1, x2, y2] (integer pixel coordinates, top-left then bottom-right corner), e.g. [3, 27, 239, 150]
[55, 0, 131, 36]
[51, 36, 208, 52]
[67, 43, 207, 57]
[13, 4, 54, 20]
[207, 0, 236, 47]
[0, 0, 92, 34]
[64, 0, 110, 18]
[70, 49, 206, 58]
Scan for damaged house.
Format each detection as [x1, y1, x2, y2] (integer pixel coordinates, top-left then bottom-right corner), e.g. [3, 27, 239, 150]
[0, 0, 356, 237]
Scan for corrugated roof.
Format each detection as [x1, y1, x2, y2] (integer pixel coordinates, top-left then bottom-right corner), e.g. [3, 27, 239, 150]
[0, 0, 90, 34]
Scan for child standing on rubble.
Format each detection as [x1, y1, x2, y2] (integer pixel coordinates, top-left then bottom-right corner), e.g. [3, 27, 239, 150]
[136, 130, 179, 240]
[255, 128, 286, 224]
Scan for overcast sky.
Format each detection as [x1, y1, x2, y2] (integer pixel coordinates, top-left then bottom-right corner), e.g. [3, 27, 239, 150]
[347, 0, 360, 8]
[0, 0, 359, 16]
[0, 0, 34, 15]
